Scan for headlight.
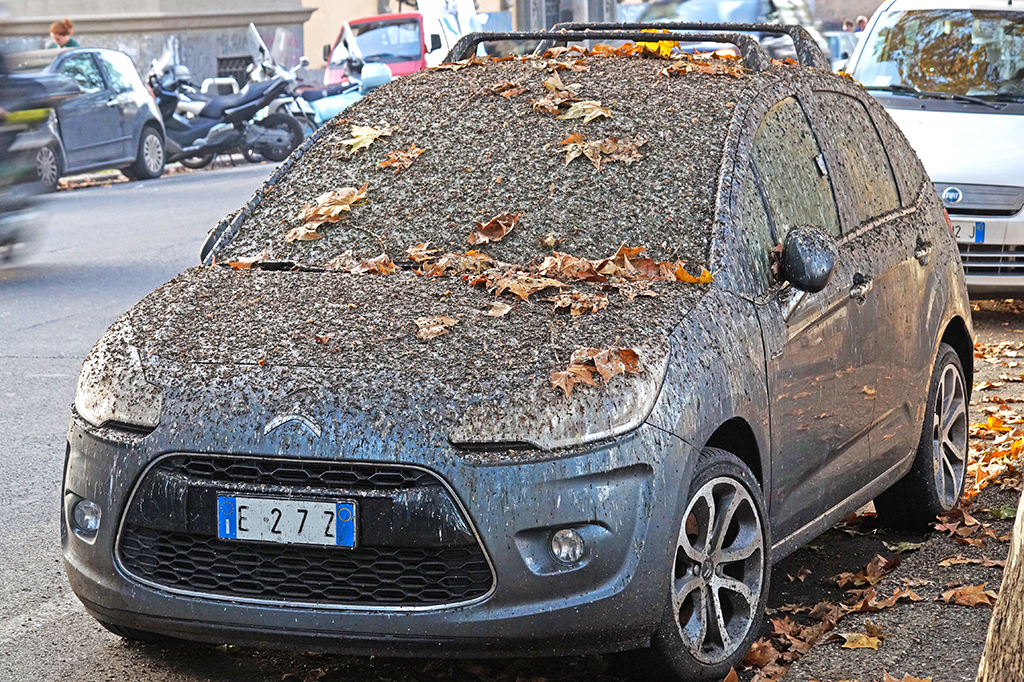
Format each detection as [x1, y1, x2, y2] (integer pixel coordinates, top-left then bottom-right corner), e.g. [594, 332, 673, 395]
[448, 351, 668, 451]
[74, 314, 162, 430]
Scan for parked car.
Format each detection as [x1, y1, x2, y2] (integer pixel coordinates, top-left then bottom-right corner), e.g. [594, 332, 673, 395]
[8, 48, 165, 190]
[64, 24, 972, 681]
[822, 29, 858, 69]
[847, 0, 1024, 296]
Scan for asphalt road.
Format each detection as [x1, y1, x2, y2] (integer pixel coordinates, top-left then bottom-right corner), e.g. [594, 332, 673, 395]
[0, 163, 276, 678]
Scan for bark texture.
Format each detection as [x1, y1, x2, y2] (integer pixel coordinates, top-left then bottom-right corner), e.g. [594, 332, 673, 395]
[976, 491, 1024, 681]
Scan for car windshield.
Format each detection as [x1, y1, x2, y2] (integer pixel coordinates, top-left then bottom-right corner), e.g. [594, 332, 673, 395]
[331, 18, 423, 65]
[853, 9, 1024, 98]
[639, 0, 760, 23]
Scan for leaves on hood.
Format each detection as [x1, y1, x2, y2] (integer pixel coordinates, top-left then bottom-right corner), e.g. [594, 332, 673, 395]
[482, 302, 512, 317]
[548, 292, 609, 316]
[227, 247, 270, 270]
[485, 80, 525, 98]
[939, 583, 998, 607]
[429, 55, 489, 71]
[550, 363, 598, 397]
[550, 347, 640, 396]
[341, 123, 393, 154]
[636, 29, 679, 59]
[414, 315, 458, 340]
[658, 53, 747, 79]
[288, 183, 369, 242]
[557, 132, 647, 170]
[416, 250, 497, 277]
[406, 242, 441, 263]
[467, 212, 521, 245]
[379, 144, 426, 173]
[323, 250, 396, 275]
[556, 100, 612, 124]
[475, 269, 566, 301]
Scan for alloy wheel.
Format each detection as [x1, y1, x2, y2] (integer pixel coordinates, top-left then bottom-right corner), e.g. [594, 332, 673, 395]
[673, 476, 764, 664]
[933, 363, 967, 508]
[143, 133, 164, 176]
[35, 146, 59, 190]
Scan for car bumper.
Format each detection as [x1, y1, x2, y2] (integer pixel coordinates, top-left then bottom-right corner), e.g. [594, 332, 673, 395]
[952, 210, 1024, 296]
[63, 414, 697, 656]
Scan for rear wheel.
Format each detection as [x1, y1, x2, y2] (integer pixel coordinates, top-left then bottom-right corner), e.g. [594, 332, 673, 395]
[647, 448, 769, 681]
[179, 153, 215, 169]
[125, 126, 165, 180]
[246, 113, 303, 163]
[874, 342, 968, 529]
[35, 144, 61, 192]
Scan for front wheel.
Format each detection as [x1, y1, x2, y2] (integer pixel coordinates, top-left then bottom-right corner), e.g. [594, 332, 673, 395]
[35, 144, 61, 192]
[648, 448, 770, 681]
[126, 126, 165, 180]
[247, 113, 303, 163]
[874, 342, 968, 529]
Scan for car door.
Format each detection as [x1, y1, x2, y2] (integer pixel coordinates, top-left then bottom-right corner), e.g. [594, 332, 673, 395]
[53, 52, 123, 169]
[744, 95, 878, 544]
[803, 88, 926, 477]
[93, 51, 145, 161]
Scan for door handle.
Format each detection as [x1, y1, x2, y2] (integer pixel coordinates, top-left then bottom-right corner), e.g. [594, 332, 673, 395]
[915, 243, 933, 265]
[849, 278, 872, 301]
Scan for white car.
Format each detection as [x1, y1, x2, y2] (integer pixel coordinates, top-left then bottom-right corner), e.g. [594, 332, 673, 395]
[847, 0, 1024, 296]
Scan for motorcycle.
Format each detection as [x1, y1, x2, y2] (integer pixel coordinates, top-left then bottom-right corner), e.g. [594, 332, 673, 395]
[147, 51, 303, 169]
[299, 62, 393, 127]
[245, 24, 318, 143]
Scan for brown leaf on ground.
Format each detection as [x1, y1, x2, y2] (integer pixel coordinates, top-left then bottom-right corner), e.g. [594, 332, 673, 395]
[340, 123, 393, 153]
[485, 80, 525, 98]
[743, 638, 781, 667]
[835, 554, 902, 588]
[938, 555, 1006, 568]
[786, 567, 811, 582]
[467, 212, 521, 245]
[539, 232, 560, 248]
[939, 583, 998, 607]
[414, 315, 458, 340]
[537, 251, 606, 283]
[722, 668, 739, 682]
[882, 672, 933, 682]
[378, 144, 425, 173]
[830, 632, 882, 650]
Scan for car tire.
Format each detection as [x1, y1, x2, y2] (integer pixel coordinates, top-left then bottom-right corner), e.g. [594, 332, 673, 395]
[874, 342, 968, 529]
[647, 447, 770, 681]
[179, 153, 215, 170]
[126, 126, 165, 181]
[98, 621, 180, 645]
[249, 113, 304, 163]
[35, 144, 61, 192]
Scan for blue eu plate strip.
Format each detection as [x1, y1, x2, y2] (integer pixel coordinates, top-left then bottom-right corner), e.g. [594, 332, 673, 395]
[218, 496, 237, 539]
[975, 222, 985, 243]
[336, 502, 355, 547]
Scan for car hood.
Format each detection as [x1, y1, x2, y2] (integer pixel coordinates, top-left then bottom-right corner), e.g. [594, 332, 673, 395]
[886, 107, 1024, 187]
[128, 266, 706, 452]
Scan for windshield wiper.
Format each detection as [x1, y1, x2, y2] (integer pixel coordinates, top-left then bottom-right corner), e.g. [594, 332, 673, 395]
[865, 84, 1000, 109]
[984, 93, 1024, 103]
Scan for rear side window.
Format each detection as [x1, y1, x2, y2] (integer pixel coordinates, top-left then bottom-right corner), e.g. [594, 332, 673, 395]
[752, 97, 840, 240]
[813, 91, 900, 224]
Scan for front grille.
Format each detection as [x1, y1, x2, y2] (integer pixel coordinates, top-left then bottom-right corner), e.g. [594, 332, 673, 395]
[936, 182, 1024, 217]
[120, 524, 493, 606]
[959, 243, 1024, 277]
[117, 455, 494, 608]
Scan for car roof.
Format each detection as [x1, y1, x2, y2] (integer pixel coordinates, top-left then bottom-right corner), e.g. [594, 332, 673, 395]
[877, 0, 1024, 11]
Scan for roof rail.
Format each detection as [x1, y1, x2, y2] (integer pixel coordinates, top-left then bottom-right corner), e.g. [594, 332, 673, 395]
[444, 30, 774, 71]
[545, 22, 830, 71]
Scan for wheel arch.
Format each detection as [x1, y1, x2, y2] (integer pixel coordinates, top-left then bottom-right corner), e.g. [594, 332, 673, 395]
[703, 417, 764, 490]
[941, 315, 973, 400]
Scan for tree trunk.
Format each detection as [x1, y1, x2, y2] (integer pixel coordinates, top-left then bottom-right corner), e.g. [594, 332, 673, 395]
[976, 492, 1024, 681]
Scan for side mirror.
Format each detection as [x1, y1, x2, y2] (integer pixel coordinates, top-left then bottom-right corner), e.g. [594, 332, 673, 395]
[780, 225, 837, 294]
[359, 63, 392, 95]
[429, 33, 443, 52]
[299, 55, 310, 69]
[323, 44, 331, 62]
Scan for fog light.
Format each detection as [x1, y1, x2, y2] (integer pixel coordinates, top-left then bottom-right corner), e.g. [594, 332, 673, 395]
[550, 528, 584, 564]
[73, 499, 102, 533]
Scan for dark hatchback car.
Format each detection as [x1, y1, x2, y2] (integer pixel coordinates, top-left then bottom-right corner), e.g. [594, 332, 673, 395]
[64, 25, 972, 680]
[9, 48, 165, 190]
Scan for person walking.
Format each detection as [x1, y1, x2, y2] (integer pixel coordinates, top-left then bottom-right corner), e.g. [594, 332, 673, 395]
[46, 19, 79, 48]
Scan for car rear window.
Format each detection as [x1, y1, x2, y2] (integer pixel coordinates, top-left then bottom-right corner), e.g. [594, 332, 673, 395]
[218, 56, 747, 269]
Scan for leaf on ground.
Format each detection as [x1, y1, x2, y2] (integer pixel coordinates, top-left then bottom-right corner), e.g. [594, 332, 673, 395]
[835, 554, 902, 588]
[882, 672, 933, 682]
[743, 638, 781, 667]
[939, 583, 998, 607]
[883, 541, 924, 553]
[938, 555, 1005, 568]
[419, 250, 497, 277]
[341, 123, 393, 153]
[539, 232, 561, 248]
[484, 270, 565, 301]
[483, 302, 512, 317]
[378, 144, 425, 173]
[467, 212, 521, 245]
[556, 100, 611, 124]
[406, 242, 440, 263]
[414, 315, 458, 340]
[537, 251, 607, 283]
[722, 668, 739, 682]
[831, 632, 882, 650]
[485, 80, 525, 98]
[786, 567, 811, 582]
[988, 505, 1017, 519]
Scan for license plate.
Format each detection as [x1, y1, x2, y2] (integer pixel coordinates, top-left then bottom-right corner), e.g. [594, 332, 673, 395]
[954, 221, 985, 243]
[217, 496, 355, 548]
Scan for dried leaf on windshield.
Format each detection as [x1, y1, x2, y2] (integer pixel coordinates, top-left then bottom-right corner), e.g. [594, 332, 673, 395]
[557, 100, 612, 124]
[341, 123, 394, 154]
[414, 315, 458, 340]
[378, 144, 425, 173]
[467, 212, 521, 245]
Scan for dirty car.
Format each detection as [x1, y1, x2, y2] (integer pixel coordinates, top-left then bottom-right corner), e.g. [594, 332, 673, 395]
[63, 24, 973, 681]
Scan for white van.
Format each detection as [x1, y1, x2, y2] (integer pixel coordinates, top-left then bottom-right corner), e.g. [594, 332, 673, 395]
[847, 0, 1024, 296]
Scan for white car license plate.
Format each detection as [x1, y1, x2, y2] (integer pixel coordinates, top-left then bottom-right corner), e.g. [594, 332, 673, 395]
[954, 220, 985, 243]
[217, 496, 355, 547]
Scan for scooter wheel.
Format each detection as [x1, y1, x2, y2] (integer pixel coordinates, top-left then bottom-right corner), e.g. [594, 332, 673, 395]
[180, 153, 215, 169]
[251, 113, 304, 163]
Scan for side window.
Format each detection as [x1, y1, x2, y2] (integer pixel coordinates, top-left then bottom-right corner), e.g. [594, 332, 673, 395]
[813, 91, 900, 224]
[741, 166, 775, 290]
[97, 52, 141, 95]
[751, 97, 840, 240]
[59, 54, 106, 94]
